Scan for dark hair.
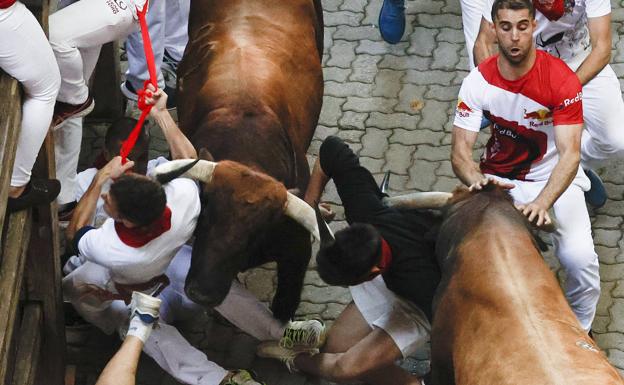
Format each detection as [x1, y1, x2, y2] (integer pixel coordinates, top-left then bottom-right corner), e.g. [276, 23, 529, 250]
[104, 118, 149, 174]
[109, 174, 166, 226]
[491, 0, 535, 21]
[316, 223, 381, 286]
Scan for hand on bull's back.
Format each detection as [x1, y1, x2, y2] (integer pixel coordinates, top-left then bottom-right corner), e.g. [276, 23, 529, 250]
[516, 200, 552, 228]
[468, 177, 514, 192]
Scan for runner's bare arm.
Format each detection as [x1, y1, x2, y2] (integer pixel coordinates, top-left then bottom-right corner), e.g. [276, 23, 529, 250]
[304, 156, 330, 206]
[145, 85, 197, 160]
[451, 126, 486, 187]
[66, 157, 134, 240]
[530, 122, 582, 214]
[473, 17, 497, 66]
[95, 336, 143, 385]
[576, 14, 612, 86]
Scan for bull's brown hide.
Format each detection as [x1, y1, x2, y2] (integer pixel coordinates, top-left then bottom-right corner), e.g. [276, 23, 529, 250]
[175, 0, 323, 320]
[431, 187, 623, 385]
[206, 160, 288, 225]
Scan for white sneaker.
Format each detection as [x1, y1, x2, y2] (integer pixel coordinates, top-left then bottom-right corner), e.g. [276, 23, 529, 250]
[279, 319, 327, 350]
[257, 341, 302, 373]
[129, 291, 161, 325]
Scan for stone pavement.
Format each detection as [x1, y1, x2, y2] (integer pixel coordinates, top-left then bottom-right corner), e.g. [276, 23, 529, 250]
[72, 0, 624, 383]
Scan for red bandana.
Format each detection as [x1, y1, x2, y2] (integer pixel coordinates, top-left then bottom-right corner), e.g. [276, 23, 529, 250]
[378, 237, 393, 273]
[115, 206, 172, 247]
[533, 0, 565, 21]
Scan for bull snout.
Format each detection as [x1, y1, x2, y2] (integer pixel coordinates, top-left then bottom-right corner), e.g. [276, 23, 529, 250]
[185, 277, 232, 307]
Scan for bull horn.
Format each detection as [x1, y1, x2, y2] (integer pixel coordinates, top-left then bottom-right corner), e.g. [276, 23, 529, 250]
[284, 193, 320, 241]
[382, 191, 453, 209]
[314, 204, 335, 246]
[152, 159, 217, 185]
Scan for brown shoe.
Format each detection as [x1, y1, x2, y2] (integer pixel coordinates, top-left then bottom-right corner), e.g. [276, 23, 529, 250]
[52, 95, 95, 129]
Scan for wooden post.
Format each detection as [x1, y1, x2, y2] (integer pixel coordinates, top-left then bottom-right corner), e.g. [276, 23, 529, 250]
[25, 135, 66, 385]
[12, 304, 43, 385]
[0, 212, 32, 385]
[0, 74, 22, 243]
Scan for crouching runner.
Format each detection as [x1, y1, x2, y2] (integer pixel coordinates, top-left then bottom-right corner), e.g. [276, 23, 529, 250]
[257, 136, 440, 385]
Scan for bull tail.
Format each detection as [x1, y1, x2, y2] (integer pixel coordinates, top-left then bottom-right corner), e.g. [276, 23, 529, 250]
[154, 159, 200, 185]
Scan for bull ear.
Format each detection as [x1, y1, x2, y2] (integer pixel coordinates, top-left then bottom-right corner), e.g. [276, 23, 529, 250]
[283, 193, 320, 241]
[382, 191, 453, 209]
[152, 159, 217, 184]
[314, 204, 335, 247]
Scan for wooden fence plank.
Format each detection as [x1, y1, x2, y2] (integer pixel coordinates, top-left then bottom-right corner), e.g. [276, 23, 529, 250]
[1, 1, 66, 385]
[11, 304, 42, 385]
[0, 212, 32, 385]
[0, 74, 22, 245]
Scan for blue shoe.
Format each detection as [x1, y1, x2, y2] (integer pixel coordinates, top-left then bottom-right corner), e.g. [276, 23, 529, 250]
[379, 0, 405, 44]
[480, 115, 491, 130]
[584, 169, 607, 208]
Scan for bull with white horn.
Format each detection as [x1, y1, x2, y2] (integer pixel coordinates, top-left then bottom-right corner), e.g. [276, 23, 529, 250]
[154, 158, 320, 321]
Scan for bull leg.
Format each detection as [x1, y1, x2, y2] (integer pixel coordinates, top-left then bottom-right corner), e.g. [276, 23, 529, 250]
[271, 222, 311, 322]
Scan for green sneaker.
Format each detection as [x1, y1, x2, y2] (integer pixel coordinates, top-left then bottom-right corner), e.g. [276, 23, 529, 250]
[224, 370, 266, 385]
[279, 319, 327, 350]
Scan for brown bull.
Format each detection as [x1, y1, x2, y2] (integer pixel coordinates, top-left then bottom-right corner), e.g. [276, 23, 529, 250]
[430, 186, 623, 385]
[172, 0, 324, 321]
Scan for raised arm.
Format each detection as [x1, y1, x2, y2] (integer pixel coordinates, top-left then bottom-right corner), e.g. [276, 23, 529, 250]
[473, 16, 498, 66]
[66, 157, 134, 240]
[575, 14, 612, 86]
[519, 123, 582, 226]
[145, 85, 197, 159]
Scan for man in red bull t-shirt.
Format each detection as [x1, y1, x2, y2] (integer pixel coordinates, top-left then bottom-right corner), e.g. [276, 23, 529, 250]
[474, 0, 618, 207]
[451, 0, 599, 333]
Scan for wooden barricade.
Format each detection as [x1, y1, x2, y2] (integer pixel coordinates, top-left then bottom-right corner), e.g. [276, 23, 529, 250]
[0, 0, 66, 384]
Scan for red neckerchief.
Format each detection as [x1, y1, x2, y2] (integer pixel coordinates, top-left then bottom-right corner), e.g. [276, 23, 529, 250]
[533, 0, 565, 21]
[115, 206, 172, 247]
[378, 237, 393, 273]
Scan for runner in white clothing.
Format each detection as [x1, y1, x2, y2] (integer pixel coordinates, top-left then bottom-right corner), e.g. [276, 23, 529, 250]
[1, 0, 62, 212]
[451, 0, 599, 332]
[474, 0, 620, 207]
[64, 87, 326, 385]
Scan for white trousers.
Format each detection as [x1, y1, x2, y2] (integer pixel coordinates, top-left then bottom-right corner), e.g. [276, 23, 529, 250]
[459, 0, 486, 69]
[54, 117, 82, 205]
[578, 63, 624, 169]
[125, 0, 189, 90]
[350, 276, 431, 358]
[63, 245, 284, 384]
[487, 174, 600, 331]
[49, 0, 138, 104]
[0, 1, 60, 187]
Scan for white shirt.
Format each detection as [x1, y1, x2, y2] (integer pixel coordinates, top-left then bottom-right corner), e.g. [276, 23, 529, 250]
[483, 0, 611, 65]
[454, 51, 585, 181]
[76, 165, 201, 285]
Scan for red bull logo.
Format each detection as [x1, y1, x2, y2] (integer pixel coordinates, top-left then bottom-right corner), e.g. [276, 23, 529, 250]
[456, 98, 472, 118]
[457, 98, 472, 112]
[523, 108, 552, 122]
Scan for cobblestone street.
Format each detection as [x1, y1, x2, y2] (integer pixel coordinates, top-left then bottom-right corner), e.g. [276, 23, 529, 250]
[72, 0, 624, 383]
